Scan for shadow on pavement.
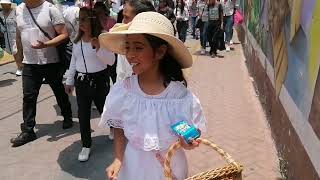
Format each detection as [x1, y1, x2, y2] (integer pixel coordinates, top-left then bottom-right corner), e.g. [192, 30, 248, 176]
[0, 78, 16, 87]
[35, 120, 82, 142]
[54, 95, 102, 119]
[57, 136, 114, 180]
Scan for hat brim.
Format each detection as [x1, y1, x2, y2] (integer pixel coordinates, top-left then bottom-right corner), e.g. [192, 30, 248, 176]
[98, 30, 193, 69]
[0, 3, 17, 8]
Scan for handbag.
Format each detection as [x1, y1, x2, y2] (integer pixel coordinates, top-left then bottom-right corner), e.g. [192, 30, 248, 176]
[26, 5, 72, 73]
[195, 5, 206, 28]
[234, 9, 244, 25]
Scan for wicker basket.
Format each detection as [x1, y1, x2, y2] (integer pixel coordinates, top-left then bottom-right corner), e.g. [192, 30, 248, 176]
[164, 138, 243, 180]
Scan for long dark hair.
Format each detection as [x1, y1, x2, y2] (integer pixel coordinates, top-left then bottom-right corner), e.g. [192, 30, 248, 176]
[74, 8, 103, 43]
[94, 1, 111, 16]
[143, 34, 187, 87]
[176, 0, 186, 14]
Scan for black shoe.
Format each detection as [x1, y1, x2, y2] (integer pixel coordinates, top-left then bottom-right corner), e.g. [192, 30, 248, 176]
[62, 118, 73, 129]
[11, 131, 37, 147]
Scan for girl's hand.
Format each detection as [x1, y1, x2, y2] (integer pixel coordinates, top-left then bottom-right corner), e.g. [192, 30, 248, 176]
[179, 136, 201, 150]
[91, 38, 100, 51]
[179, 129, 202, 150]
[107, 159, 122, 180]
[64, 85, 74, 95]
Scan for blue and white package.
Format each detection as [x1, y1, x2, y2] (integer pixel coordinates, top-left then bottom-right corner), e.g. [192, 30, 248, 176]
[171, 121, 200, 144]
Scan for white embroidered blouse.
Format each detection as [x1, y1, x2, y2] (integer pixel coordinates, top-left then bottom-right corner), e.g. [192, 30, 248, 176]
[99, 75, 207, 151]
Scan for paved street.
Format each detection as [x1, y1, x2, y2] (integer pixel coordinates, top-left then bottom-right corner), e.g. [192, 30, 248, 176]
[0, 32, 281, 180]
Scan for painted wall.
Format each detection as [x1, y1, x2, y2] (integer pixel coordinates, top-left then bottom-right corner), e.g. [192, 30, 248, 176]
[237, 0, 320, 178]
[240, 0, 320, 122]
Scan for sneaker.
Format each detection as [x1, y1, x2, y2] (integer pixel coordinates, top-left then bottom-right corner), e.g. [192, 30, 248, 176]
[15, 69, 22, 76]
[230, 40, 234, 45]
[62, 118, 73, 129]
[11, 131, 37, 147]
[109, 128, 114, 140]
[211, 53, 216, 58]
[226, 45, 231, 52]
[200, 49, 206, 55]
[78, 147, 91, 162]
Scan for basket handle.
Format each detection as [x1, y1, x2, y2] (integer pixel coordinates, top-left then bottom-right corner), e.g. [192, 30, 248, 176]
[163, 138, 240, 180]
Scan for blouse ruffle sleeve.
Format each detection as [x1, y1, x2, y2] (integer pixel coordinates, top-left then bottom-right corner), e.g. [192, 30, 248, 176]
[189, 94, 207, 133]
[99, 80, 128, 129]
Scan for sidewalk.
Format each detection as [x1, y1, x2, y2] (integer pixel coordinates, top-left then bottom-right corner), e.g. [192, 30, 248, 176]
[0, 32, 280, 179]
[186, 34, 281, 179]
[0, 50, 14, 66]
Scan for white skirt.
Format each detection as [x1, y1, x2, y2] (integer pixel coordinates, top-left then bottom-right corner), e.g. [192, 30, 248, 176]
[118, 143, 188, 180]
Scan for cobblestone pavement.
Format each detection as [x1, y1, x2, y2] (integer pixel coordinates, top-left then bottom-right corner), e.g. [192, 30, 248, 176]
[0, 32, 280, 180]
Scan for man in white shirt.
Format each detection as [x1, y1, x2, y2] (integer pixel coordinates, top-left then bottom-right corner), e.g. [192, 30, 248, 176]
[116, 0, 155, 81]
[10, 0, 73, 147]
[52, 0, 79, 42]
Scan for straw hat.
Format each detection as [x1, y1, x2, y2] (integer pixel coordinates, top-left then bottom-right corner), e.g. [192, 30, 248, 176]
[0, 0, 16, 8]
[98, 12, 193, 69]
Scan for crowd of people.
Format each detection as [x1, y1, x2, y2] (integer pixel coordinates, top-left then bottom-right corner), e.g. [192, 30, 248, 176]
[1, 0, 238, 179]
[157, 0, 236, 57]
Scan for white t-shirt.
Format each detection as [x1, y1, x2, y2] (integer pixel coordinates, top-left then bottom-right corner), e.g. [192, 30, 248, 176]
[222, 0, 235, 16]
[197, 1, 208, 22]
[16, 1, 65, 64]
[62, 6, 79, 42]
[66, 40, 115, 86]
[174, 6, 189, 21]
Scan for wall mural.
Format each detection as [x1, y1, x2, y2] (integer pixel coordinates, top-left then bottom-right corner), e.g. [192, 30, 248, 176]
[242, 0, 320, 119]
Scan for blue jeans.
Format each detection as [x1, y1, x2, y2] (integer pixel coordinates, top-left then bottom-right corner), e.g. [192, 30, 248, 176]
[200, 21, 209, 48]
[191, 16, 197, 36]
[224, 15, 234, 43]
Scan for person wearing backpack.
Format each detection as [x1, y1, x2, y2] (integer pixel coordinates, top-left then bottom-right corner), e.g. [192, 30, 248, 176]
[10, 0, 73, 147]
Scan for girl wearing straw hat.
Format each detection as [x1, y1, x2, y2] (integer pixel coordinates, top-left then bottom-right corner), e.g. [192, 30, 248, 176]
[99, 11, 207, 180]
[0, 0, 22, 76]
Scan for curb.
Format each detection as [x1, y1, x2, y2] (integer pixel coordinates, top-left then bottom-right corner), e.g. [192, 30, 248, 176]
[0, 60, 14, 66]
